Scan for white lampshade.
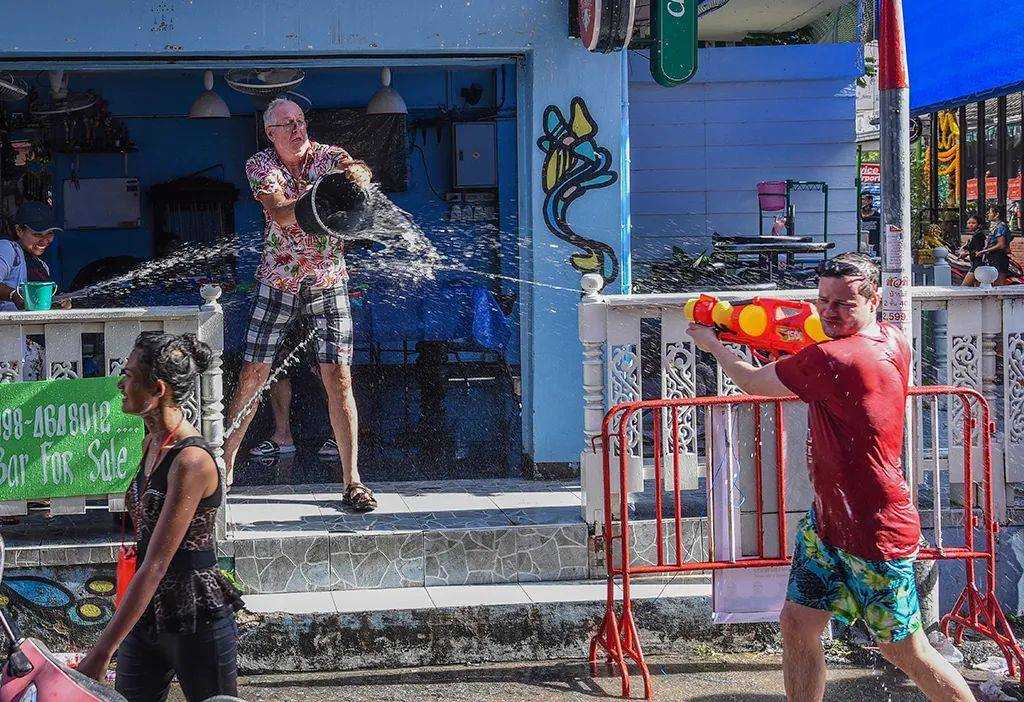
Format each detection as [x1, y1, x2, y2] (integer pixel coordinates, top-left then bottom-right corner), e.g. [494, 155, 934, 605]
[189, 70, 231, 118]
[366, 68, 407, 115]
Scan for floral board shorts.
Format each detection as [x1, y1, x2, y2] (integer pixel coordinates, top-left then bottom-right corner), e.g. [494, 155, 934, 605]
[243, 281, 353, 366]
[786, 512, 922, 643]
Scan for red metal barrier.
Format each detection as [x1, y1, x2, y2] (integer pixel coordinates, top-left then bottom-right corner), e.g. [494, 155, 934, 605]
[588, 386, 1024, 699]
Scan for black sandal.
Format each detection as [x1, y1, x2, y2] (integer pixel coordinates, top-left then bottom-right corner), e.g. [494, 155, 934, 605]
[343, 482, 378, 513]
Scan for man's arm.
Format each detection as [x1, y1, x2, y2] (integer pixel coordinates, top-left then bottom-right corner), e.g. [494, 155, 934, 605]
[256, 190, 301, 229]
[687, 324, 792, 397]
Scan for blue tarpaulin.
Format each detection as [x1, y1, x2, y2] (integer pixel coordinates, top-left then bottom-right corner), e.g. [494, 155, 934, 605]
[423, 283, 512, 352]
[907, 0, 1024, 114]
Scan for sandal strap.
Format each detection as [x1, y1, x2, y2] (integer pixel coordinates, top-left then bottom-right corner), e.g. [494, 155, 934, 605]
[345, 483, 377, 503]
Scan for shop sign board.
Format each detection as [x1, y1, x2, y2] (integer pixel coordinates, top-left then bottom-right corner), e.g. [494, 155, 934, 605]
[576, 0, 638, 53]
[0, 377, 144, 502]
[967, 177, 999, 201]
[860, 163, 881, 184]
[651, 0, 698, 87]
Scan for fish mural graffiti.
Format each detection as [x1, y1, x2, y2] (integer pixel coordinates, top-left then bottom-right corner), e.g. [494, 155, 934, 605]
[0, 567, 116, 647]
[537, 97, 620, 288]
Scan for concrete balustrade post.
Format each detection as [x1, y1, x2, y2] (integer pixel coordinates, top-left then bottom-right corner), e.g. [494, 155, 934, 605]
[932, 247, 952, 286]
[579, 273, 608, 526]
[199, 284, 228, 539]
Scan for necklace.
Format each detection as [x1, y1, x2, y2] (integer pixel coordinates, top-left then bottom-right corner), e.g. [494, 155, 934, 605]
[137, 411, 186, 501]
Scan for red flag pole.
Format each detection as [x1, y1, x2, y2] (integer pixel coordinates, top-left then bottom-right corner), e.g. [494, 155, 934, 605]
[878, 0, 940, 636]
[878, 0, 911, 330]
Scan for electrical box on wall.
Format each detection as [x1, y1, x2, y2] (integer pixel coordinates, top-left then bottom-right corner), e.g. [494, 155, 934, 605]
[63, 178, 141, 229]
[453, 122, 497, 189]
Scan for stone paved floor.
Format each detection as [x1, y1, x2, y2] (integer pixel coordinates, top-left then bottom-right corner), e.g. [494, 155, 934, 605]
[163, 653, 1002, 701]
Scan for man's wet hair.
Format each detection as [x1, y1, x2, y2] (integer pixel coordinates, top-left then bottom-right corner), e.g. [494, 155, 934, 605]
[263, 97, 300, 129]
[816, 252, 879, 298]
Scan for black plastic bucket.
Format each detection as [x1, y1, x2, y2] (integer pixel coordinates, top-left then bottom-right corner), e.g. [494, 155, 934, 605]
[295, 172, 374, 240]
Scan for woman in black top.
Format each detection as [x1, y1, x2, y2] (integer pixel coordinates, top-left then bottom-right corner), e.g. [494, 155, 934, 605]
[959, 215, 987, 286]
[77, 332, 243, 701]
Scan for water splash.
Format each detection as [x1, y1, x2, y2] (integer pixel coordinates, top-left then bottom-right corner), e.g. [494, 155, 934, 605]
[223, 325, 321, 440]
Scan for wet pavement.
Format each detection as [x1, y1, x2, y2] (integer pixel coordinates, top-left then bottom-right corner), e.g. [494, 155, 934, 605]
[166, 653, 974, 701]
[231, 361, 522, 485]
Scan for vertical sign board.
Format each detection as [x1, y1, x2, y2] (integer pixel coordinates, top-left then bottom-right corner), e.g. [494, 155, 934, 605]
[651, 0, 698, 87]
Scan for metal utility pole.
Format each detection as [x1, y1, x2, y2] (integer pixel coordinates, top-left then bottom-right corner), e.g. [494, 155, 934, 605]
[878, 0, 939, 634]
[879, 0, 911, 328]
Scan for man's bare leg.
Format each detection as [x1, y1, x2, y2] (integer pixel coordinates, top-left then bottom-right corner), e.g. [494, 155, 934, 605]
[222, 361, 272, 483]
[780, 601, 833, 702]
[318, 362, 359, 486]
[877, 630, 973, 701]
[269, 377, 295, 448]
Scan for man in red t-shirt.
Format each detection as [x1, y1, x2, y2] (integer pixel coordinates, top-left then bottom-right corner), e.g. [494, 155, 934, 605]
[688, 253, 971, 702]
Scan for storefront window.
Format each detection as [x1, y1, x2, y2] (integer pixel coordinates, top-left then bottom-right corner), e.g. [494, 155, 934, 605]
[936, 109, 960, 210]
[1007, 93, 1023, 230]
[984, 97, 999, 211]
[964, 102, 979, 217]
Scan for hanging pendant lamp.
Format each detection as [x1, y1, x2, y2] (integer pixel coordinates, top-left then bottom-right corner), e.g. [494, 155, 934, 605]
[189, 70, 231, 118]
[366, 68, 407, 115]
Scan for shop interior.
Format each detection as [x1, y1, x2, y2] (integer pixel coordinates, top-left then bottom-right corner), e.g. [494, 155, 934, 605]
[916, 93, 1024, 253]
[0, 64, 523, 484]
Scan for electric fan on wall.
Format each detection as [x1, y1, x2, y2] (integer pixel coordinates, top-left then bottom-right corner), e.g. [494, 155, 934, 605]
[28, 71, 96, 116]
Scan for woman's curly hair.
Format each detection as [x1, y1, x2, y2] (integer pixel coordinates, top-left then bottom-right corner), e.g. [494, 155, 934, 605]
[132, 332, 213, 406]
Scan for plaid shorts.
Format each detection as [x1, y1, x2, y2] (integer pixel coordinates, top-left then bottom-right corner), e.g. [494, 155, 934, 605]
[786, 511, 922, 643]
[243, 282, 353, 365]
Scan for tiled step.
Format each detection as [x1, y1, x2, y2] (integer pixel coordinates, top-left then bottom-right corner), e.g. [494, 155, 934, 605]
[230, 522, 592, 594]
[226, 482, 709, 594]
[238, 578, 714, 673]
[227, 479, 594, 594]
[3, 480, 711, 598]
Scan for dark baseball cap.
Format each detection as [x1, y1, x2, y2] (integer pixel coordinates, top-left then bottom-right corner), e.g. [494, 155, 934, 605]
[14, 202, 61, 233]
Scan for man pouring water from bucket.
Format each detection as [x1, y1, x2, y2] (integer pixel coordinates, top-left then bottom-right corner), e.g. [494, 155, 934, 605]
[223, 97, 378, 512]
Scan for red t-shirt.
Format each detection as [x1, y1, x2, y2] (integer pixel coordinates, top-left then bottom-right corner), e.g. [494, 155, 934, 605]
[775, 323, 921, 561]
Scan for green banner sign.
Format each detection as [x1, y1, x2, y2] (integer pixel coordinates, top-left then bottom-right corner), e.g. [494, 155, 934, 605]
[0, 377, 145, 502]
[651, 0, 698, 87]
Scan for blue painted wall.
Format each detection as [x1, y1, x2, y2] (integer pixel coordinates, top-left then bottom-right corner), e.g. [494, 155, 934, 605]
[628, 43, 862, 263]
[0, 0, 631, 465]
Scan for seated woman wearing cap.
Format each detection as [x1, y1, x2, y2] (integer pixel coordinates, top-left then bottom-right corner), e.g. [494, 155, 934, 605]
[0, 202, 70, 312]
[0, 202, 70, 381]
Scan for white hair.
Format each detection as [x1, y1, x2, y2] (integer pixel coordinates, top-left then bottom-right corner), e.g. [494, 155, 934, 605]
[263, 97, 301, 128]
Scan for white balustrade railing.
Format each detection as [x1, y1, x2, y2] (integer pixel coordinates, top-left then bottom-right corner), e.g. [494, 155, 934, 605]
[0, 285, 225, 517]
[578, 272, 1024, 526]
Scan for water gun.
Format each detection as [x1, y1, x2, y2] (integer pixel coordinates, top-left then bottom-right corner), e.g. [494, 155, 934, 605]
[684, 294, 830, 361]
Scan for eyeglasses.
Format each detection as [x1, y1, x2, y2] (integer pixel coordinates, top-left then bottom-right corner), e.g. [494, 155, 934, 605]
[267, 119, 307, 132]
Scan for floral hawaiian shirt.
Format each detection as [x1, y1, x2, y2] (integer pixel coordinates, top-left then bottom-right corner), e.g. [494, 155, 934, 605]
[245, 141, 354, 293]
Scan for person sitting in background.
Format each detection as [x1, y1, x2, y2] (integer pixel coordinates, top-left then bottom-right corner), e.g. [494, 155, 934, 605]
[0, 202, 70, 381]
[972, 204, 1013, 286]
[958, 214, 986, 286]
[0, 202, 69, 311]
